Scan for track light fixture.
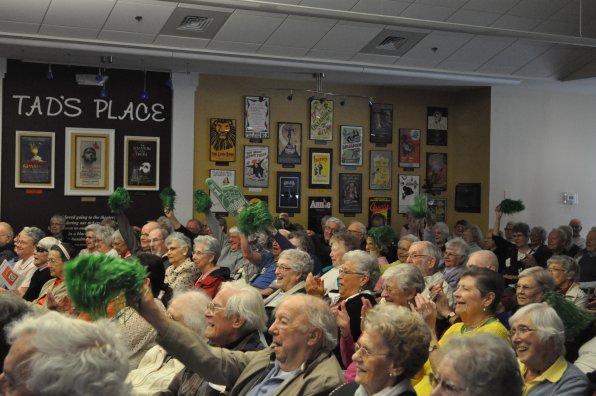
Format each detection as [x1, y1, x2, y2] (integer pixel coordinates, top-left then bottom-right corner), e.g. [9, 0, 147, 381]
[340, 97, 346, 107]
[141, 70, 149, 101]
[95, 64, 103, 83]
[287, 90, 294, 101]
[100, 85, 108, 98]
[46, 63, 54, 80]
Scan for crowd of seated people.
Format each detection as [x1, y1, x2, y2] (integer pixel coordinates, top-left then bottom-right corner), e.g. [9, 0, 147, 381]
[1, 204, 596, 396]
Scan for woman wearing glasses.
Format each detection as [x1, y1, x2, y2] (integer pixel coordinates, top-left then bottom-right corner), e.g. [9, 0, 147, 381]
[31, 242, 76, 312]
[414, 267, 508, 395]
[509, 303, 588, 395]
[546, 255, 587, 308]
[430, 333, 522, 396]
[192, 235, 229, 299]
[330, 304, 430, 396]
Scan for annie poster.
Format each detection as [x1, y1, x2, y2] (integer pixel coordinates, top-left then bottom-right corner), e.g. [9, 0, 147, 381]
[369, 197, 391, 227]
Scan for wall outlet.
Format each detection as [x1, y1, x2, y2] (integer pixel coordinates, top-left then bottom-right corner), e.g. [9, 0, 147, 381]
[562, 192, 579, 205]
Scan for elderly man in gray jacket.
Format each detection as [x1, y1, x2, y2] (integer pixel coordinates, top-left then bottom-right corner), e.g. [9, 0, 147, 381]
[128, 289, 343, 396]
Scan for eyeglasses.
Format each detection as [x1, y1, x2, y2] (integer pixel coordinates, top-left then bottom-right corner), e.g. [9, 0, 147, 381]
[205, 302, 226, 315]
[149, 238, 164, 243]
[509, 325, 537, 338]
[444, 252, 462, 258]
[193, 250, 207, 256]
[429, 373, 468, 393]
[381, 284, 399, 293]
[547, 267, 565, 273]
[338, 266, 366, 276]
[348, 229, 363, 235]
[275, 264, 293, 271]
[35, 246, 48, 253]
[354, 342, 390, 358]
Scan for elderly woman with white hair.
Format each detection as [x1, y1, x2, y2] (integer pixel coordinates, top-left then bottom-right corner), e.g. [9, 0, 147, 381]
[10, 226, 46, 298]
[0, 310, 131, 396]
[547, 255, 587, 308]
[192, 235, 229, 299]
[112, 230, 132, 259]
[509, 303, 588, 395]
[516, 266, 556, 307]
[434, 222, 450, 253]
[22, 236, 58, 302]
[430, 333, 523, 396]
[442, 237, 470, 290]
[79, 223, 102, 256]
[264, 249, 313, 326]
[94, 226, 119, 257]
[331, 304, 431, 396]
[164, 232, 200, 293]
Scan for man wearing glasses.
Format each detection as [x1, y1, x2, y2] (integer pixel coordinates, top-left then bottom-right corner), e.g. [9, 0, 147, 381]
[128, 290, 343, 395]
[406, 241, 454, 308]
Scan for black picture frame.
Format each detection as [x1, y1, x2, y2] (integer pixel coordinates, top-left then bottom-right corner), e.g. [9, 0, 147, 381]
[339, 173, 362, 213]
[427, 106, 448, 146]
[277, 122, 302, 165]
[309, 148, 332, 189]
[370, 103, 393, 144]
[276, 172, 301, 213]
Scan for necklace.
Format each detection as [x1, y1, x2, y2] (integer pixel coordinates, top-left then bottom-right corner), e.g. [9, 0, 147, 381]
[461, 316, 494, 333]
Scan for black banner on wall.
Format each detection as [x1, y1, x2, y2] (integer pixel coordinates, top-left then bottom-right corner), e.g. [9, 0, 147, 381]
[1, 60, 173, 246]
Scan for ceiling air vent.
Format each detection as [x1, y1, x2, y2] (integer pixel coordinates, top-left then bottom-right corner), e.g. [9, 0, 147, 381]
[361, 29, 428, 57]
[177, 16, 214, 32]
[160, 7, 232, 39]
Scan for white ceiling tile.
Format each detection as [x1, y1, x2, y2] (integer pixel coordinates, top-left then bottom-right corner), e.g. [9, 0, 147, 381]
[264, 17, 334, 48]
[414, 0, 468, 7]
[313, 24, 383, 52]
[439, 36, 516, 67]
[232, 9, 288, 18]
[350, 52, 400, 64]
[97, 30, 156, 44]
[533, 19, 578, 36]
[39, 25, 99, 39]
[491, 15, 542, 30]
[476, 40, 552, 74]
[507, 0, 570, 20]
[0, 0, 50, 24]
[266, 0, 300, 4]
[214, 13, 285, 44]
[0, 21, 40, 34]
[437, 60, 483, 72]
[103, 0, 175, 34]
[153, 34, 210, 49]
[258, 45, 309, 57]
[207, 40, 261, 53]
[400, 4, 458, 21]
[461, 0, 520, 14]
[447, 10, 501, 26]
[44, 0, 115, 29]
[351, 0, 410, 16]
[397, 31, 472, 67]
[305, 48, 355, 61]
[299, 0, 359, 10]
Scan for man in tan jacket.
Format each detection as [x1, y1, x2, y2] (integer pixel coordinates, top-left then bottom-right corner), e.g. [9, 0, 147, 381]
[128, 289, 343, 396]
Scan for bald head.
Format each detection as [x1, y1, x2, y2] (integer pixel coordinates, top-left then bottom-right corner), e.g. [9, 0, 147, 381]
[467, 250, 499, 272]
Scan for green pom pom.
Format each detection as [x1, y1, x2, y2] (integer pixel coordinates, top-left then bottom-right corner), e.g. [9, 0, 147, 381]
[193, 189, 212, 213]
[237, 201, 273, 235]
[408, 194, 432, 219]
[160, 187, 176, 211]
[544, 291, 594, 338]
[499, 199, 525, 214]
[108, 187, 131, 213]
[65, 255, 147, 319]
[368, 226, 396, 249]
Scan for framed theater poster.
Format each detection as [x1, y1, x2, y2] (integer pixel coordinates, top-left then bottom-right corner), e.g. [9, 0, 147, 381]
[15, 131, 55, 189]
[427, 107, 448, 146]
[276, 172, 301, 213]
[369, 197, 392, 227]
[124, 136, 160, 191]
[369, 150, 392, 190]
[399, 128, 421, 168]
[277, 122, 302, 165]
[339, 173, 362, 214]
[245, 96, 270, 139]
[428, 197, 447, 223]
[209, 118, 236, 162]
[426, 152, 447, 191]
[309, 148, 332, 189]
[309, 99, 333, 140]
[64, 127, 114, 196]
[244, 146, 269, 188]
[340, 125, 363, 166]
[370, 103, 393, 144]
[398, 175, 420, 214]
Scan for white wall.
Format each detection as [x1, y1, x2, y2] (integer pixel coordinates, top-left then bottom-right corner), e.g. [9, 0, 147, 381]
[491, 85, 596, 230]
